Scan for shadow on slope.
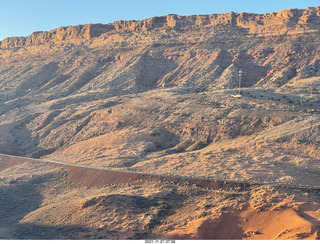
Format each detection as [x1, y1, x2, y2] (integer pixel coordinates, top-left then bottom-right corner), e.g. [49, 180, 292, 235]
[0, 176, 44, 227]
[13, 223, 107, 240]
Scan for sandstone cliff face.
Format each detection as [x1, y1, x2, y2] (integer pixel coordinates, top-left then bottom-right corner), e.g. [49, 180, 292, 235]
[0, 7, 320, 94]
[1, 7, 320, 101]
[1, 7, 320, 49]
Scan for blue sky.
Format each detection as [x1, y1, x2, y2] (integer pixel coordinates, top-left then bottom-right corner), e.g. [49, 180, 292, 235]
[0, 0, 319, 41]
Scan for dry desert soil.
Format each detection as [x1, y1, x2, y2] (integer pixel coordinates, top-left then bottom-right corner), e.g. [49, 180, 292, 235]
[1, 6, 320, 240]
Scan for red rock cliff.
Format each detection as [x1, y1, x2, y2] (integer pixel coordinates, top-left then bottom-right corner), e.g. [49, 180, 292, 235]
[1, 7, 320, 49]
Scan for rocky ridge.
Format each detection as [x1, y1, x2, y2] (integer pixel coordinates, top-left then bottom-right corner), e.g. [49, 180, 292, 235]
[1, 7, 320, 49]
[1, 7, 320, 101]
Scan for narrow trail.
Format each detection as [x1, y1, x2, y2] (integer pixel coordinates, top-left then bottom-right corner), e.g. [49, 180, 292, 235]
[0, 153, 319, 192]
[0, 153, 254, 190]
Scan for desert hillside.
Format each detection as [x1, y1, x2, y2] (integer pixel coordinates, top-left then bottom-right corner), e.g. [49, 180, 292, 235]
[1, 6, 320, 240]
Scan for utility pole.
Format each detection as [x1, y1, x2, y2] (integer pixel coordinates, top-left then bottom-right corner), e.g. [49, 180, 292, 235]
[238, 69, 243, 96]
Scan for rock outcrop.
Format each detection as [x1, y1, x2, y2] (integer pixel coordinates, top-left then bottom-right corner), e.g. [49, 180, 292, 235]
[0, 7, 320, 95]
[1, 7, 320, 49]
